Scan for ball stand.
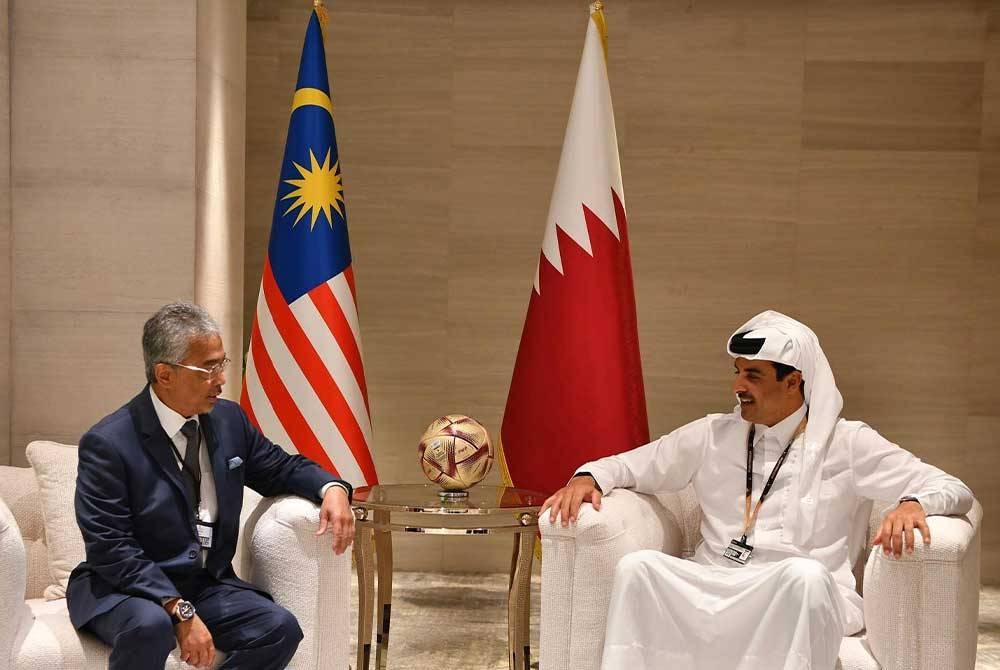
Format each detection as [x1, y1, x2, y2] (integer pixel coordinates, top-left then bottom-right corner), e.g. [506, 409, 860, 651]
[438, 489, 469, 501]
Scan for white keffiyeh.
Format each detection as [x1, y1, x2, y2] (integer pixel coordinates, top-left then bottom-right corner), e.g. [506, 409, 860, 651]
[727, 310, 843, 546]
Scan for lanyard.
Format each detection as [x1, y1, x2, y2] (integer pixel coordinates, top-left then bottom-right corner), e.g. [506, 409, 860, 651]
[740, 417, 806, 543]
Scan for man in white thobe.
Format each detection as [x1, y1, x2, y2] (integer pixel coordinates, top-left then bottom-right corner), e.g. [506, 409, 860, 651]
[542, 310, 973, 670]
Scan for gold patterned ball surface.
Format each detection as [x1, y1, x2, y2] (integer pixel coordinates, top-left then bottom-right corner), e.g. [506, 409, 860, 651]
[417, 415, 494, 491]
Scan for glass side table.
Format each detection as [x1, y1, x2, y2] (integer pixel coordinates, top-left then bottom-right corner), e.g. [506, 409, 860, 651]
[351, 484, 546, 670]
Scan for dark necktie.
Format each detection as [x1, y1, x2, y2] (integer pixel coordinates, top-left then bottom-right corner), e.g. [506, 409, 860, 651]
[179, 420, 202, 509]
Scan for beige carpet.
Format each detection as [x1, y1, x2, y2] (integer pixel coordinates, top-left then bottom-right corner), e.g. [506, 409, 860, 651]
[348, 571, 1000, 669]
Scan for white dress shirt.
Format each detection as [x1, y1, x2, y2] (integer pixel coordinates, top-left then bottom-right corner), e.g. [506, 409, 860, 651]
[150, 387, 217, 525]
[148, 388, 346, 532]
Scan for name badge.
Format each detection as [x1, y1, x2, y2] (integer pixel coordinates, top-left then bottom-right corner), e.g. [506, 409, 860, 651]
[196, 521, 215, 549]
[723, 538, 753, 565]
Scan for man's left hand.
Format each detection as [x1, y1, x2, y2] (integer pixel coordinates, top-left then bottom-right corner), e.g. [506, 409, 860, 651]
[873, 500, 930, 558]
[316, 486, 355, 555]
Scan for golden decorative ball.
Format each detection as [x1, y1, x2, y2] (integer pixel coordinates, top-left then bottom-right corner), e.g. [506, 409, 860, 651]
[417, 415, 494, 491]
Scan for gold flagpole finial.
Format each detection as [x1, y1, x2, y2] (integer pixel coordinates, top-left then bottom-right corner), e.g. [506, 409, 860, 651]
[589, 1, 608, 60]
[313, 0, 329, 28]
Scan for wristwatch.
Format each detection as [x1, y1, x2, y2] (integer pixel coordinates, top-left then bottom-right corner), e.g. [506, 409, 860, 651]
[898, 495, 921, 506]
[171, 599, 196, 624]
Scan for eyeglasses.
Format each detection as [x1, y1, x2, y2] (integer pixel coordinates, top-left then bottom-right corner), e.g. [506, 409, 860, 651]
[166, 357, 231, 379]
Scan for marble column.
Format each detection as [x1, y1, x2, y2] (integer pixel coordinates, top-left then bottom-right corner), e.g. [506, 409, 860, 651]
[196, 0, 247, 400]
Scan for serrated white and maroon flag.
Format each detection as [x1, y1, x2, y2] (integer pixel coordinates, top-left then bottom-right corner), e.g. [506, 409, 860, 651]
[499, 2, 649, 495]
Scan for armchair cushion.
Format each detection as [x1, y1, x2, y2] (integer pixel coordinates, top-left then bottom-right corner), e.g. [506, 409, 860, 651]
[24, 441, 85, 600]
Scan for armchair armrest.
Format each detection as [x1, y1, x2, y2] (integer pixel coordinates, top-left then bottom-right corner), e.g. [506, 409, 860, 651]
[538, 489, 684, 670]
[0, 496, 34, 668]
[243, 495, 352, 670]
[863, 499, 982, 670]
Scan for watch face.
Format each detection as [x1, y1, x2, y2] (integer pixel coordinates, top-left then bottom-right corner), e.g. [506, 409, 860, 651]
[177, 601, 196, 621]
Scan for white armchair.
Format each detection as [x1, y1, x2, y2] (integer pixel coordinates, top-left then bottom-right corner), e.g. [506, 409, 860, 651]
[538, 487, 982, 670]
[0, 458, 352, 670]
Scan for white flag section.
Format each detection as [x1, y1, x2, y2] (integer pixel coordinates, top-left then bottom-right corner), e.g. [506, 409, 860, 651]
[536, 4, 624, 291]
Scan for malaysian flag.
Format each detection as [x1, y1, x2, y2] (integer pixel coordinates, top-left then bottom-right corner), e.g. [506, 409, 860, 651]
[241, 5, 378, 487]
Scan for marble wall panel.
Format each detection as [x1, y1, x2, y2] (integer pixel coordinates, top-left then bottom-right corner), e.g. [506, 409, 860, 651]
[12, 310, 147, 465]
[805, 0, 988, 62]
[452, 0, 582, 150]
[985, 11, 1000, 152]
[971, 4, 1000, 583]
[11, 0, 194, 62]
[12, 184, 195, 312]
[796, 150, 979, 469]
[0, 0, 10, 464]
[803, 61, 984, 151]
[626, 0, 806, 151]
[10, 0, 198, 459]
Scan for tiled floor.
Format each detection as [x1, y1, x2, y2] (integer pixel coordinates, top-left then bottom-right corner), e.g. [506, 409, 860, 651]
[348, 572, 1000, 669]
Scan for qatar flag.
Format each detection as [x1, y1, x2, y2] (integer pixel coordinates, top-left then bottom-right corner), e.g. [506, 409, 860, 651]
[499, 2, 649, 495]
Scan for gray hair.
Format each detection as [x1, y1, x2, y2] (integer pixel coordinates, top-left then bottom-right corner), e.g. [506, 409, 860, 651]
[142, 301, 221, 383]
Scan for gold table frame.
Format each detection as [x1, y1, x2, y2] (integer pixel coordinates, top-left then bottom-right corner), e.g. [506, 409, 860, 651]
[351, 484, 545, 670]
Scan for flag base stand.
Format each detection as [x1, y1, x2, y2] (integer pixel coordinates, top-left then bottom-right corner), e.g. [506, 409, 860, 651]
[438, 490, 469, 501]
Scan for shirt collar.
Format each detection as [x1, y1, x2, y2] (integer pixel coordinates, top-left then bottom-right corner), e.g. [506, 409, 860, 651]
[755, 401, 807, 446]
[149, 386, 198, 440]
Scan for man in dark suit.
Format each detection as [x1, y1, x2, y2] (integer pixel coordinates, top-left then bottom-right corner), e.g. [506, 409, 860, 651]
[67, 301, 356, 670]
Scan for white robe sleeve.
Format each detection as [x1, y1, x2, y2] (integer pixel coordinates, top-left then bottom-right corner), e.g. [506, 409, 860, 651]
[574, 416, 711, 496]
[848, 422, 973, 516]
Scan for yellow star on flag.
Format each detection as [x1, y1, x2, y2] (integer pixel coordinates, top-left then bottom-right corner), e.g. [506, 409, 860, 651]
[281, 147, 345, 230]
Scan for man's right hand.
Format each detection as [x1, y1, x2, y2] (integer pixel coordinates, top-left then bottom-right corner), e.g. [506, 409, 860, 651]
[175, 615, 215, 668]
[541, 475, 602, 527]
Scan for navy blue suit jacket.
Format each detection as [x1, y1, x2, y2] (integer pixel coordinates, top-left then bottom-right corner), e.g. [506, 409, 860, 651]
[66, 386, 350, 629]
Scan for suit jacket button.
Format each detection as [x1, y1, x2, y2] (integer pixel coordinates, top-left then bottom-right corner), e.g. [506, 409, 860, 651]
[188, 550, 198, 559]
